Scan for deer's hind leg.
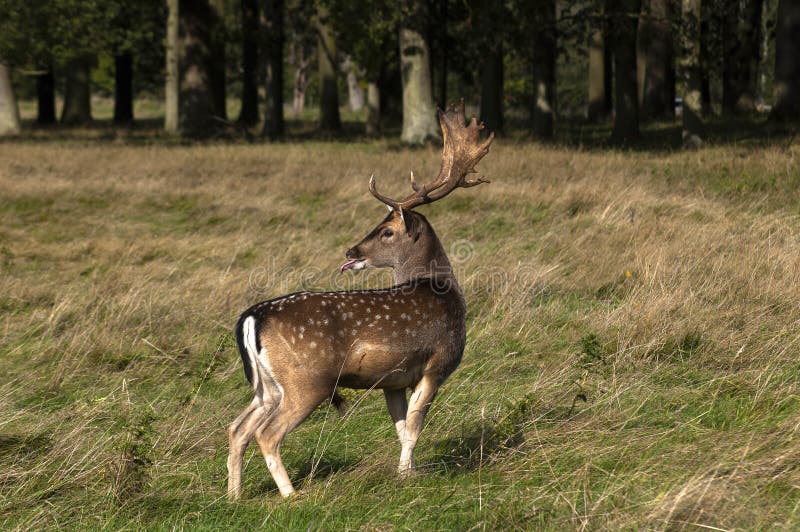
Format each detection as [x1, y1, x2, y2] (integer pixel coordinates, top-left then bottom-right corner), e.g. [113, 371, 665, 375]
[253, 388, 329, 497]
[227, 396, 277, 499]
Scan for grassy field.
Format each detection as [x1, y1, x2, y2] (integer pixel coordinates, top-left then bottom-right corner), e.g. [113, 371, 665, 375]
[1, 124, 799, 530]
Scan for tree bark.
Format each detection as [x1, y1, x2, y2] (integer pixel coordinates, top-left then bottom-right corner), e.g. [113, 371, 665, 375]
[366, 81, 380, 136]
[114, 53, 134, 124]
[680, 0, 703, 146]
[609, 0, 641, 143]
[731, 0, 762, 113]
[61, 56, 92, 125]
[238, 0, 260, 126]
[639, 0, 675, 120]
[531, 0, 556, 141]
[343, 56, 365, 111]
[36, 67, 56, 125]
[399, 26, 440, 144]
[165, 0, 180, 132]
[588, 3, 611, 123]
[437, 0, 448, 109]
[770, 0, 800, 122]
[316, 4, 341, 132]
[178, 0, 222, 137]
[0, 63, 21, 136]
[263, 0, 285, 139]
[209, 0, 227, 121]
[291, 41, 309, 116]
[479, 43, 504, 135]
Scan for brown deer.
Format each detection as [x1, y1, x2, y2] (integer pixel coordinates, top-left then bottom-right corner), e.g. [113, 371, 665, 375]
[228, 101, 494, 498]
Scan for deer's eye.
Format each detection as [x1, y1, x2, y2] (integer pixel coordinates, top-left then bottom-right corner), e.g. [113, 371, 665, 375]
[382, 229, 394, 238]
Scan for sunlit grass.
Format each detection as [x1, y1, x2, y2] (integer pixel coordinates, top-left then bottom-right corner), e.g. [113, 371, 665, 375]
[0, 136, 799, 529]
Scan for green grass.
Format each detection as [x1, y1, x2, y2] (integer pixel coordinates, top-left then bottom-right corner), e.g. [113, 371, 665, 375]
[1, 135, 799, 530]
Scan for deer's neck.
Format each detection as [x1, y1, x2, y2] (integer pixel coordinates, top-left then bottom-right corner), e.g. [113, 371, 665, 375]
[393, 235, 457, 288]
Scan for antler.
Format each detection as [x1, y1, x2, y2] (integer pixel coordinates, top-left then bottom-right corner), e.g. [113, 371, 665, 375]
[369, 100, 494, 211]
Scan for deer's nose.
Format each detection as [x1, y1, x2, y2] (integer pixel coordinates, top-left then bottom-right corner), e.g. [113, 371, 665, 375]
[345, 247, 357, 259]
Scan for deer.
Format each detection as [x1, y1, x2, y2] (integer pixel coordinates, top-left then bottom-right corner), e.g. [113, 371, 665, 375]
[227, 101, 494, 499]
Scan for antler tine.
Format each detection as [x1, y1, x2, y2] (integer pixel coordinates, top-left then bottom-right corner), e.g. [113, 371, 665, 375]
[369, 175, 401, 211]
[409, 171, 421, 192]
[367, 99, 493, 212]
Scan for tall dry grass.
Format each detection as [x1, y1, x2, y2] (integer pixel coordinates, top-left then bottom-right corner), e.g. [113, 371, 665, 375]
[0, 138, 798, 529]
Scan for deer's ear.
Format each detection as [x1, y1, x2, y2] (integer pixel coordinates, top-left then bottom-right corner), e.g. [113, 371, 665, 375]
[402, 210, 423, 242]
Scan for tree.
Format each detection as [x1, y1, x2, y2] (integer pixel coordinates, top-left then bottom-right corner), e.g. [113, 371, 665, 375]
[609, 0, 641, 143]
[316, 3, 341, 132]
[721, 0, 763, 114]
[770, 0, 800, 122]
[530, 0, 556, 140]
[638, 0, 675, 120]
[0, 62, 20, 136]
[479, 44, 504, 135]
[588, 1, 612, 123]
[36, 67, 56, 125]
[398, 1, 439, 144]
[177, 0, 226, 137]
[680, 0, 703, 146]
[263, 0, 285, 139]
[328, 0, 398, 136]
[61, 56, 93, 125]
[165, 0, 180, 132]
[238, 0, 259, 126]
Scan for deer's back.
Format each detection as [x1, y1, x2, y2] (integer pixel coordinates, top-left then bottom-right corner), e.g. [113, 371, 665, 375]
[241, 278, 466, 391]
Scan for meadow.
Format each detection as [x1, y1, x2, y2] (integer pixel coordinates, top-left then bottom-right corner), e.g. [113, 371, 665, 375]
[0, 112, 799, 529]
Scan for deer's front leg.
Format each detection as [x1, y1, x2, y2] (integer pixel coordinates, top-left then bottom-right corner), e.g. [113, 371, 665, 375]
[398, 374, 438, 476]
[383, 388, 408, 443]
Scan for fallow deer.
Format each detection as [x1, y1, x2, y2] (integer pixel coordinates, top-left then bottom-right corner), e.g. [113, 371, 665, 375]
[228, 101, 494, 498]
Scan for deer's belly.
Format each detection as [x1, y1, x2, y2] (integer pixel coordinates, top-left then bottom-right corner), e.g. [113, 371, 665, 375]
[336, 340, 431, 389]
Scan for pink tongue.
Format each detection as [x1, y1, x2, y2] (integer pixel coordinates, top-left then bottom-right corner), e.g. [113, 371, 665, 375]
[340, 259, 359, 273]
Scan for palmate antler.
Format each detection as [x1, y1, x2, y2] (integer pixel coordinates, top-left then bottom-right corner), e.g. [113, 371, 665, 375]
[370, 100, 494, 211]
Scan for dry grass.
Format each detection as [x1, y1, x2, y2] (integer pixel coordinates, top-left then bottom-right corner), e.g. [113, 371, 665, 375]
[0, 136, 799, 529]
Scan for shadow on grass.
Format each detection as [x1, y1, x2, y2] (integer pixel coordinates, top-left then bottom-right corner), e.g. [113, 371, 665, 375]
[424, 396, 579, 475]
[252, 454, 358, 496]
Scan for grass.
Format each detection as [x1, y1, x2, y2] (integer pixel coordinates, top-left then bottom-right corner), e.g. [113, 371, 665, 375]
[0, 120, 799, 529]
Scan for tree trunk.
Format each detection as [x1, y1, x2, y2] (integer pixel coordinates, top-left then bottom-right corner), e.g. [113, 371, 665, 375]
[680, 0, 703, 146]
[609, 0, 641, 143]
[263, 0, 285, 139]
[343, 56, 364, 111]
[479, 43, 504, 135]
[238, 0, 260, 126]
[209, 0, 227, 121]
[437, 0, 448, 109]
[291, 42, 308, 116]
[770, 0, 800, 121]
[0, 63, 21, 136]
[531, 0, 556, 140]
[588, 3, 611, 123]
[165, 0, 180, 132]
[733, 0, 763, 113]
[61, 56, 92, 125]
[114, 53, 134, 124]
[639, 0, 675, 120]
[399, 26, 440, 144]
[366, 80, 380, 136]
[699, 9, 711, 116]
[36, 67, 56, 125]
[317, 4, 341, 132]
[721, 6, 738, 115]
[178, 0, 221, 137]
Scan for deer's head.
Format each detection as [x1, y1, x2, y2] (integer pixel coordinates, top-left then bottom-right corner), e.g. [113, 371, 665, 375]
[341, 101, 494, 280]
